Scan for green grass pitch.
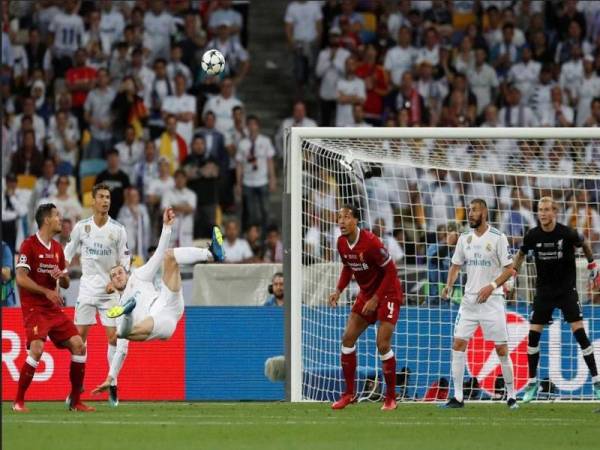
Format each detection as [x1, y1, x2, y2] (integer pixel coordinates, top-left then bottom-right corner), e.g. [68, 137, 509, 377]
[3, 401, 599, 450]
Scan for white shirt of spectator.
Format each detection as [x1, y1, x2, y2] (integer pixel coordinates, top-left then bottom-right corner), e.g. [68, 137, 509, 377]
[468, 62, 499, 114]
[162, 93, 196, 146]
[49, 11, 85, 57]
[44, 194, 83, 223]
[132, 64, 156, 109]
[498, 104, 539, 127]
[539, 104, 575, 127]
[11, 113, 46, 151]
[451, 225, 512, 297]
[115, 139, 145, 182]
[275, 116, 317, 154]
[560, 59, 584, 100]
[209, 7, 243, 31]
[223, 238, 253, 263]
[383, 234, 404, 263]
[84, 86, 116, 140]
[576, 74, 600, 126]
[133, 159, 159, 195]
[99, 8, 125, 55]
[530, 81, 556, 120]
[416, 46, 440, 66]
[335, 77, 366, 127]
[315, 46, 350, 101]
[387, 13, 410, 43]
[284, 1, 323, 43]
[11, 45, 28, 78]
[236, 134, 275, 187]
[47, 125, 80, 167]
[536, 157, 574, 189]
[147, 176, 175, 201]
[117, 203, 150, 258]
[487, 27, 526, 48]
[161, 187, 197, 247]
[384, 44, 417, 86]
[508, 59, 541, 104]
[202, 94, 243, 136]
[143, 10, 177, 59]
[64, 217, 130, 299]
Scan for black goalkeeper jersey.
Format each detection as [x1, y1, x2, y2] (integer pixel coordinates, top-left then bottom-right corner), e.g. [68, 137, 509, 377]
[520, 222, 584, 298]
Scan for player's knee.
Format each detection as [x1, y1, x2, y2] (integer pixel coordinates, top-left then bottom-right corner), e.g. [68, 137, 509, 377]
[70, 336, 86, 355]
[29, 341, 44, 360]
[341, 333, 356, 348]
[108, 334, 117, 346]
[495, 345, 508, 357]
[377, 342, 391, 355]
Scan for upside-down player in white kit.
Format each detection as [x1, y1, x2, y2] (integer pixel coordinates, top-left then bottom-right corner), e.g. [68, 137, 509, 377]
[91, 207, 224, 394]
[440, 199, 518, 409]
[64, 183, 131, 407]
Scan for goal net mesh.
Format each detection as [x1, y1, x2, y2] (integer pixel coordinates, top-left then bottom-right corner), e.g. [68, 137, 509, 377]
[297, 135, 600, 402]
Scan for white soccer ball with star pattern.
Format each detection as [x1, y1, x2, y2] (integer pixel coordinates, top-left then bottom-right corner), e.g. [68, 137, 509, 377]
[201, 49, 226, 76]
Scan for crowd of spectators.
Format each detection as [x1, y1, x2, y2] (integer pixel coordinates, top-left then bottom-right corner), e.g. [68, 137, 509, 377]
[1, 0, 285, 286]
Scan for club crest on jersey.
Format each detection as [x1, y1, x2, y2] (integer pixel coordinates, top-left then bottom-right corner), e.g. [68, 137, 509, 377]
[467, 236, 473, 244]
[485, 243, 492, 252]
[84, 224, 91, 234]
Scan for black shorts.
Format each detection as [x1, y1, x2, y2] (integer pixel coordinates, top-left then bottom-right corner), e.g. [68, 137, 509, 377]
[530, 290, 583, 325]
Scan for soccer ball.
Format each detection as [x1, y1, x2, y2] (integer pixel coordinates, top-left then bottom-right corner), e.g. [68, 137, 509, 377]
[201, 49, 226, 76]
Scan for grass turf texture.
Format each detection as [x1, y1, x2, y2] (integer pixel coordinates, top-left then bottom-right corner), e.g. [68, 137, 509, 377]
[3, 402, 599, 450]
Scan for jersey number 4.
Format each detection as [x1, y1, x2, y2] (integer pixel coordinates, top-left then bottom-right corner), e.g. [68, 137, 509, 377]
[387, 302, 394, 319]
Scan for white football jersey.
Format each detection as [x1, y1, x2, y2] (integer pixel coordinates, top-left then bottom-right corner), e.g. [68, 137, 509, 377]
[65, 217, 130, 299]
[451, 225, 512, 298]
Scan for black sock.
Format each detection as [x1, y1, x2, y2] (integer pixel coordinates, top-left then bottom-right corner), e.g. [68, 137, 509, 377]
[573, 328, 598, 378]
[528, 330, 542, 380]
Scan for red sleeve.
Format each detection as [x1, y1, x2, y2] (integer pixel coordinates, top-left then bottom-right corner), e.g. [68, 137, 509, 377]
[336, 265, 353, 292]
[16, 239, 33, 272]
[366, 238, 391, 268]
[56, 242, 66, 271]
[375, 260, 399, 301]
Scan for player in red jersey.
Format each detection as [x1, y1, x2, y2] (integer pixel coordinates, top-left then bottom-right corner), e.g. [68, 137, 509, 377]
[329, 204, 403, 411]
[13, 203, 94, 413]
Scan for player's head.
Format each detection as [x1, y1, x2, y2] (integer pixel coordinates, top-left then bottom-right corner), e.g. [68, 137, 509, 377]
[468, 199, 488, 228]
[109, 265, 129, 291]
[35, 203, 62, 235]
[92, 183, 111, 215]
[338, 204, 360, 236]
[537, 196, 557, 226]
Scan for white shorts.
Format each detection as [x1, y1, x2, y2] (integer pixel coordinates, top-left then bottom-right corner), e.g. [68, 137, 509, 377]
[453, 294, 508, 343]
[74, 295, 119, 327]
[147, 282, 185, 341]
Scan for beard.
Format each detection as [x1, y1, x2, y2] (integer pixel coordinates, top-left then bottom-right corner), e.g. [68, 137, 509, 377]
[274, 292, 284, 300]
[469, 217, 482, 228]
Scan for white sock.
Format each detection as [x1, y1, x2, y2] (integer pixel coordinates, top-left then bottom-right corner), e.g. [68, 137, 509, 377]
[499, 354, 515, 399]
[117, 314, 133, 339]
[108, 339, 129, 383]
[107, 344, 116, 366]
[173, 247, 211, 265]
[452, 350, 466, 402]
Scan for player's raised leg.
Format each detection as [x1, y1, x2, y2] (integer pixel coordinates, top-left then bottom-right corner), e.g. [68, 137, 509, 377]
[377, 321, 398, 411]
[332, 312, 369, 410]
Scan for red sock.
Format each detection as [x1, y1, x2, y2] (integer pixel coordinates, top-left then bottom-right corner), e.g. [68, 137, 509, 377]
[69, 358, 86, 405]
[16, 358, 38, 403]
[382, 355, 396, 399]
[341, 350, 357, 395]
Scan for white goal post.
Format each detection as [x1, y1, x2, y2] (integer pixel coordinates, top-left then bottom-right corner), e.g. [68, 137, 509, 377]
[285, 127, 600, 403]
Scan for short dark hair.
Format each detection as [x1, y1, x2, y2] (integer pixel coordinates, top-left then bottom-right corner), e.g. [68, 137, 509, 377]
[340, 203, 361, 220]
[174, 169, 186, 178]
[35, 203, 57, 228]
[246, 114, 260, 125]
[92, 183, 111, 198]
[470, 198, 488, 209]
[272, 272, 284, 282]
[107, 148, 119, 158]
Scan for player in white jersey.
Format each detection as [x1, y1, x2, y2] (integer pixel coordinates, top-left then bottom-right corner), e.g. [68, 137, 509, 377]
[64, 183, 130, 407]
[440, 199, 518, 409]
[90, 207, 224, 394]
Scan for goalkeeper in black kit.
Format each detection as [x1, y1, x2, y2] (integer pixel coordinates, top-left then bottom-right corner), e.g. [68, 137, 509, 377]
[512, 197, 600, 401]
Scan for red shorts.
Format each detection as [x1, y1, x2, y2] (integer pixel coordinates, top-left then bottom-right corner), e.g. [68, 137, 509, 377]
[22, 307, 79, 349]
[351, 292, 401, 325]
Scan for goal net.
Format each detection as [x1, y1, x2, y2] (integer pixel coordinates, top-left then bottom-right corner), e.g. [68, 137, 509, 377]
[286, 128, 600, 402]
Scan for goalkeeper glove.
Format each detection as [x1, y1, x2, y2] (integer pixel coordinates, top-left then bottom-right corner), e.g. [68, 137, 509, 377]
[589, 261, 600, 289]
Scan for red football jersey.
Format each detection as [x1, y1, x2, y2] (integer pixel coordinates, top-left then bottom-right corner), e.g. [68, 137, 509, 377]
[337, 229, 401, 299]
[16, 233, 66, 311]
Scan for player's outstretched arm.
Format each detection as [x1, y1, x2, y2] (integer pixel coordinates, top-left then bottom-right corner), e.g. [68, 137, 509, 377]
[135, 208, 175, 282]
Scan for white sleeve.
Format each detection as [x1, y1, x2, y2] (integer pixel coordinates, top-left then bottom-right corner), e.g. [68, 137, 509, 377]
[315, 50, 330, 78]
[243, 241, 253, 259]
[64, 221, 82, 264]
[451, 235, 465, 266]
[118, 225, 131, 271]
[497, 233, 513, 266]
